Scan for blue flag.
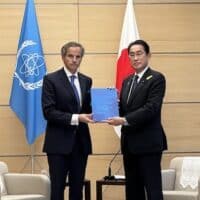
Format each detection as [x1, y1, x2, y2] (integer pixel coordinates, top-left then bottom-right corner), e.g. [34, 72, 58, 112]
[9, 0, 46, 144]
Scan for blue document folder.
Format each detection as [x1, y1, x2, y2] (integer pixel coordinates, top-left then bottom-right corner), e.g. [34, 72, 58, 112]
[91, 88, 119, 122]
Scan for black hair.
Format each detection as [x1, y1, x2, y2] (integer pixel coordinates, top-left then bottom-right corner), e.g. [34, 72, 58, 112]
[127, 39, 150, 55]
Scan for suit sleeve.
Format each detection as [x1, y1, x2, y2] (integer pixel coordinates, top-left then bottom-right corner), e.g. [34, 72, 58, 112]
[125, 73, 166, 127]
[42, 75, 73, 125]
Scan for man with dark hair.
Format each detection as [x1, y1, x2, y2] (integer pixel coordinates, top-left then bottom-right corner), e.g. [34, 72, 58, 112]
[42, 41, 94, 200]
[107, 39, 167, 200]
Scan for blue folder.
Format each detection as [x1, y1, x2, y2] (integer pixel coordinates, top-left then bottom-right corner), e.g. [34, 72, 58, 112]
[91, 88, 119, 122]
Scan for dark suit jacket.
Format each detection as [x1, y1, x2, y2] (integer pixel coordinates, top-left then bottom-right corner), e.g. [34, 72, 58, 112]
[120, 68, 167, 154]
[42, 68, 92, 155]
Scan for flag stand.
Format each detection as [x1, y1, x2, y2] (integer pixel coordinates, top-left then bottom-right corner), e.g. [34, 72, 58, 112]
[20, 144, 42, 173]
[30, 144, 35, 173]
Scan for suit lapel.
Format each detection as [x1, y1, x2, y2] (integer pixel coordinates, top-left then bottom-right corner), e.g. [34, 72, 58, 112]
[125, 76, 134, 97]
[127, 68, 152, 105]
[121, 75, 133, 105]
[59, 68, 79, 103]
[59, 69, 88, 109]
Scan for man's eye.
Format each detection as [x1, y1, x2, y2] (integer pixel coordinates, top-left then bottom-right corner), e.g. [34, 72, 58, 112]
[67, 55, 81, 59]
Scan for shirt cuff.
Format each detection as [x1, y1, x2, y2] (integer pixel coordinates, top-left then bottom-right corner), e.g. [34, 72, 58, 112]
[123, 117, 129, 126]
[71, 114, 79, 125]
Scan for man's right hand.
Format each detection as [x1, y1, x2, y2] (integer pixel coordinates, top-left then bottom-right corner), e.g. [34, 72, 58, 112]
[79, 114, 94, 123]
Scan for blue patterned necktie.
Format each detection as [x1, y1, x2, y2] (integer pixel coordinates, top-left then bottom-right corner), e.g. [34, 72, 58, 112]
[70, 75, 80, 106]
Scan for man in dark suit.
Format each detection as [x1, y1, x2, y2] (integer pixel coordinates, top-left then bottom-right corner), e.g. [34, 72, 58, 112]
[107, 40, 167, 200]
[42, 41, 94, 200]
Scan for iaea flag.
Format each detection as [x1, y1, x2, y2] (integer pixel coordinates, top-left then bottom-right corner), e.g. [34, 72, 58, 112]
[9, 0, 46, 144]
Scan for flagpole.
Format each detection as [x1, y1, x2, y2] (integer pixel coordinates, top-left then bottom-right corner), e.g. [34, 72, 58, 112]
[20, 144, 35, 173]
[21, 143, 44, 173]
[30, 144, 35, 173]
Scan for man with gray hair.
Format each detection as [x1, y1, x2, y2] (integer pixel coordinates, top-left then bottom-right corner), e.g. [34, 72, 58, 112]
[42, 41, 94, 200]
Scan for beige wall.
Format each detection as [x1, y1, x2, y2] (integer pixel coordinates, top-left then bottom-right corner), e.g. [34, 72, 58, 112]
[1, 0, 200, 199]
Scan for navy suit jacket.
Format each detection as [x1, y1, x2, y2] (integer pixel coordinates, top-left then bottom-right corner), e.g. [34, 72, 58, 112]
[120, 68, 167, 154]
[42, 68, 92, 155]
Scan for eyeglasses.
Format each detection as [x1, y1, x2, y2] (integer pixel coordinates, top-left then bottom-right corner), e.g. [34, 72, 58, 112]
[129, 51, 145, 58]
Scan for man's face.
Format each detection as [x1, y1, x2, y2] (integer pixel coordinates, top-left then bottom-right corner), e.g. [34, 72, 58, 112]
[129, 44, 151, 73]
[62, 46, 83, 74]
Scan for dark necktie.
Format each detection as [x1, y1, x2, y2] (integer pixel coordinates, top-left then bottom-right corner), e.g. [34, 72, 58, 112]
[127, 75, 139, 104]
[70, 75, 80, 106]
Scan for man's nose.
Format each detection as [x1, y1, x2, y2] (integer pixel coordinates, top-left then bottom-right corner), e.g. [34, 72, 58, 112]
[72, 56, 78, 62]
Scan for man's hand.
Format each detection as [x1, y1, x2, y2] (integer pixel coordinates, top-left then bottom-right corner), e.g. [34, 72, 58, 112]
[106, 117, 126, 126]
[79, 114, 94, 123]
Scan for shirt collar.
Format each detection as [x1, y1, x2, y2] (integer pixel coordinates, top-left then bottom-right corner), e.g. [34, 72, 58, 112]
[63, 67, 78, 78]
[135, 66, 149, 81]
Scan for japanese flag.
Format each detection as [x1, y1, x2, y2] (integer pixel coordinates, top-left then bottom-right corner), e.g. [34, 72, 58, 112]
[114, 0, 139, 137]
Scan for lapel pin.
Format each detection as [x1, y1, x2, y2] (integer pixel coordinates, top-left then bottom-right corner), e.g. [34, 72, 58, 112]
[146, 75, 153, 80]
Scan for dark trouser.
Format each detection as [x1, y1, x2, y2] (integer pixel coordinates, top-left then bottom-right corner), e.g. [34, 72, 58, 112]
[123, 152, 163, 200]
[47, 140, 88, 200]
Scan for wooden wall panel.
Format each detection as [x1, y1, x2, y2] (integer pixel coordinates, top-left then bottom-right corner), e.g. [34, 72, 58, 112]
[136, 4, 200, 52]
[89, 124, 120, 153]
[79, 0, 200, 3]
[37, 5, 78, 54]
[79, 3, 200, 53]
[0, 4, 78, 54]
[36, 0, 78, 2]
[2, 0, 200, 3]
[0, 56, 16, 104]
[44, 54, 116, 88]
[163, 103, 200, 152]
[0, 157, 37, 173]
[0, 5, 23, 54]
[81, 54, 116, 87]
[79, 0, 125, 3]
[151, 54, 200, 102]
[79, 4, 124, 53]
[0, 107, 30, 154]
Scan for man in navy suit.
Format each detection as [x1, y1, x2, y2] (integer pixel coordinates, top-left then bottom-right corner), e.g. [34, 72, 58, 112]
[42, 41, 94, 200]
[107, 40, 167, 200]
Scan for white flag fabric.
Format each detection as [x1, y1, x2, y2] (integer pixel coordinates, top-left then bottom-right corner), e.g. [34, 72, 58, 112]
[114, 0, 139, 137]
